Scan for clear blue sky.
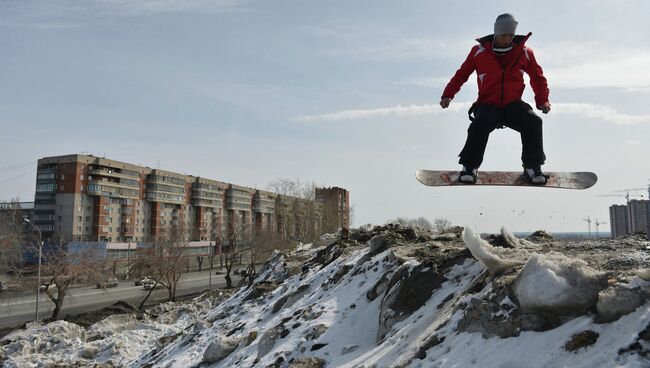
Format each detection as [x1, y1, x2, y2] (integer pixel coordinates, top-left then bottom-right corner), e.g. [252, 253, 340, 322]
[2, 0, 649, 232]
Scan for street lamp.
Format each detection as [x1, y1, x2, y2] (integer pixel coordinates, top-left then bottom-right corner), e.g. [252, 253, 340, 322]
[208, 242, 213, 291]
[23, 217, 43, 322]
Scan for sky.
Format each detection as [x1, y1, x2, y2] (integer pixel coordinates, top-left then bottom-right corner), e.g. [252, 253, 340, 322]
[1, 0, 650, 233]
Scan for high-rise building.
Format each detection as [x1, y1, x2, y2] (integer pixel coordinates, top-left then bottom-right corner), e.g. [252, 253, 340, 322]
[32, 154, 349, 243]
[628, 199, 650, 235]
[609, 204, 629, 238]
[609, 200, 650, 239]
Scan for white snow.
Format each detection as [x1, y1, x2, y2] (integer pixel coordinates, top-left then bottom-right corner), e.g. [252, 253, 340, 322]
[462, 226, 529, 273]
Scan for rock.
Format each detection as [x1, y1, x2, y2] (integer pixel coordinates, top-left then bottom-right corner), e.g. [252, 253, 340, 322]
[80, 346, 98, 359]
[350, 228, 372, 243]
[565, 330, 599, 351]
[377, 247, 470, 340]
[289, 357, 326, 368]
[310, 343, 328, 351]
[341, 345, 360, 355]
[202, 334, 239, 363]
[366, 273, 391, 302]
[257, 326, 284, 359]
[527, 230, 553, 241]
[246, 330, 258, 346]
[244, 281, 281, 301]
[305, 324, 328, 340]
[272, 284, 310, 314]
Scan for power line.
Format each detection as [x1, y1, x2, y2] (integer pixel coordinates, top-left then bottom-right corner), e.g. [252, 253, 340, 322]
[0, 169, 36, 184]
[0, 160, 36, 171]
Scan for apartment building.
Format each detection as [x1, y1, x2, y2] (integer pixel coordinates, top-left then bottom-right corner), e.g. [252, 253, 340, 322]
[608, 200, 650, 239]
[609, 204, 629, 238]
[32, 154, 349, 243]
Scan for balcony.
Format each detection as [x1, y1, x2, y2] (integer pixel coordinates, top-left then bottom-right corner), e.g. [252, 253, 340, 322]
[35, 183, 57, 193]
[146, 191, 185, 204]
[89, 168, 140, 180]
[192, 198, 223, 209]
[147, 175, 186, 188]
[88, 179, 139, 190]
[87, 183, 140, 200]
[34, 204, 57, 211]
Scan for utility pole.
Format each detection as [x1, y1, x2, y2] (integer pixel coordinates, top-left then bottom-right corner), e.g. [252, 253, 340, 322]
[208, 242, 213, 291]
[24, 218, 43, 322]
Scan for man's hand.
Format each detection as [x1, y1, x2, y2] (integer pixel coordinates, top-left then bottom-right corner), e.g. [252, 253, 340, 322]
[440, 97, 451, 109]
[538, 103, 551, 114]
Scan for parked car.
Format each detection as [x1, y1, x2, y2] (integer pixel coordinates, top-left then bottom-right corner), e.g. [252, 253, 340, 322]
[143, 279, 163, 290]
[96, 277, 119, 289]
[39, 281, 51, 292]
[39, 282, 57, 294]
[134, 276, 152, 286]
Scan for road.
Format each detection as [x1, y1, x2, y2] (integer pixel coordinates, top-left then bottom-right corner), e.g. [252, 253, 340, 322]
[0, 269, 242, 330]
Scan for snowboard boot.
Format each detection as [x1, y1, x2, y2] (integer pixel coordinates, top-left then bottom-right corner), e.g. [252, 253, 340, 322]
[459, 166, 478, 184]
[523, 165, 548, 184]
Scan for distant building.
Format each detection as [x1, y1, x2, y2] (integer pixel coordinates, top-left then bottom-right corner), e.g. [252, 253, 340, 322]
[32, 154, 350, 244]
[609, 204, 629, 238]
[628, 199, 650, 235]
[609, 200, 650, 239]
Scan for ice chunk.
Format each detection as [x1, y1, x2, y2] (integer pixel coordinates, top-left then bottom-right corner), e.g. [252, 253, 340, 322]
[513, 252, 608, 314]
[462, 226, 528, 274]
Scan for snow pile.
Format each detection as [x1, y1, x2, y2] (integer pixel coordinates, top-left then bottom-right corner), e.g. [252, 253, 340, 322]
[0, 295, 216, 366]
[2, 224, 649, 368]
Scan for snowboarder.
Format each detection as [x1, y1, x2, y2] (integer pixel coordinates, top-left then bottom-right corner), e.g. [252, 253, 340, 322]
[440, 13, 551, 184]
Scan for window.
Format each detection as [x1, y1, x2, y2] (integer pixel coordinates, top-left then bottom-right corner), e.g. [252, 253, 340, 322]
[78, 216, 82, 222]
[77, 226, 82, 232]
[85, 227, 90, 232]
[80, 174, 84, 180]
[86, 206, 91, 211]
[80, 185, 84, 192]
[58, 216, 62, 222]
[86, 216, 90, 222]
[109, 227, 112, 233]
[78, 206, 82, 212]
[60, 184, 64, 191]
[61, 174, 65, 180]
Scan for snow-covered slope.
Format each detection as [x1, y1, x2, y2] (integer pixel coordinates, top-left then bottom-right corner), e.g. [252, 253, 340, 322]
[2, 225, 649, 368]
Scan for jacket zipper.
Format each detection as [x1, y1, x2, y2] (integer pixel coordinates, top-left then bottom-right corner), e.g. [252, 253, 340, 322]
[500, 52, 524, 107]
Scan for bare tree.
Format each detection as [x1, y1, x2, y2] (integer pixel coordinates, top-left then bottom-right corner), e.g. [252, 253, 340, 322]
[138, 222, 190, 308]
[385, 217, 434, 232]
[268, 178, 317, 201]
[410, 217, 433, 232]
[37, 238, 106, 320]
[0, 199, 25, 276]
[222, 220, 250, 289]
[433, 218, 453, 234]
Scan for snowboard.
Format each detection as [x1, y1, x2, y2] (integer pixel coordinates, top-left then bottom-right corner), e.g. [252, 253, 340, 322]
[415, 170, 597, 190]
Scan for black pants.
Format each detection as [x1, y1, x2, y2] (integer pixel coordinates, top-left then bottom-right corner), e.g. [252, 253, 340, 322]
[458, 101, 546, 168]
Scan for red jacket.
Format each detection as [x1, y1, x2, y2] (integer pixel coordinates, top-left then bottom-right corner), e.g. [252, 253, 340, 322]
[442, 33, 550, 108]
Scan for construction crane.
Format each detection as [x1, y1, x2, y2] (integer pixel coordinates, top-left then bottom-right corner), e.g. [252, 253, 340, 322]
[596, 192, 644, 204]
[594, 218, 607, 238]
[613, 184, 650, 199]
[583, 216, 592, 235]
